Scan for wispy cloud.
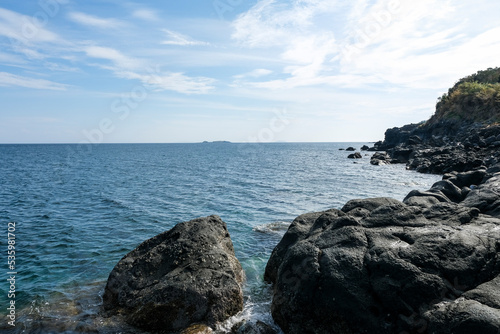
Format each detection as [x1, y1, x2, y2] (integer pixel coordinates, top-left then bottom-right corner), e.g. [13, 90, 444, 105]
[0, 72, 68, 90]
[161, 29, 209, 46]
[231, 0, 500, 91]
[0, 51, 25, 64]
[0, 8, 60, 43]
[145, 72, 216, 94]
[84, 46, 144, 69]
[84, 45, 215, 94]
[132, 9, 159, 21]
[234, 68, 273, 79]
[68, 12, 125, 29]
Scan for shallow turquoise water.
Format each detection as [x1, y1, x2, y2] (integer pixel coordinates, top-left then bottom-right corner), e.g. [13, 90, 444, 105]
[0, 143, 441, 332]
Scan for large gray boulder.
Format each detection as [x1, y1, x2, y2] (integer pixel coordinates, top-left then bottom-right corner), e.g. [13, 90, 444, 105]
[103, 215, 244, 332]
[264, 199, 500, 334]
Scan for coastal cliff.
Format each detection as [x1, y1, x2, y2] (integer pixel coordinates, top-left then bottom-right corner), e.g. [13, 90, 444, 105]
[370, 67, 500, 174]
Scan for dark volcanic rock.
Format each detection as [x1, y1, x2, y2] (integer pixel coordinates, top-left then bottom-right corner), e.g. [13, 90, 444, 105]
[103, 215, 244, 332]
[361, 145, 370, 151]
[462, 173, 500, 218]
[348, 152, 362, 159]
[443, 169, 487, 188]
[370, 152, 390, 165]
[430, 180, 464, 203]
[346, 146, 356, 151]
[265, 201, 500, 334]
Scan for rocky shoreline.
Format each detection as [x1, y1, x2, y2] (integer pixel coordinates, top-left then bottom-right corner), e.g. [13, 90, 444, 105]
[102, 70, 500, 333]
[103, 142, 500, 333]
[369, 120, 500, 175]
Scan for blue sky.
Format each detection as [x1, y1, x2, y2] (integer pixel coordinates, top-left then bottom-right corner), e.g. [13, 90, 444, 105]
[1, 0, 499, 143]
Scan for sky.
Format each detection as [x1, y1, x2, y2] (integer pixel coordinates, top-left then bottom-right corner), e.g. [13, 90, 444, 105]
[0, 0, 499, 143]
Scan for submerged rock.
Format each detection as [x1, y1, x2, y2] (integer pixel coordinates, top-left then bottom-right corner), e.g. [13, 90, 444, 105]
[103, 215, 244, 333]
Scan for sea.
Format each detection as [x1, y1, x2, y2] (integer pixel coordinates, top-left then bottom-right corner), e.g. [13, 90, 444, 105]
[0, 143, 441, 333]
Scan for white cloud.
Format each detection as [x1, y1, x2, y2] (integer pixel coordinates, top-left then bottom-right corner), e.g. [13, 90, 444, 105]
[0, 8, 60, 43]
[232, 0, 500, 91]
[234, 69, 273, 79]
[232, 0, 339, 47]
[145, 72, 216, 94]
[0, 52, 25, 64]
[84, 45, 215, 94]
[161, 29, 209, 46]
[84, 46, 144, 69]
[0, 72, 68, 90]
[338, 1, 500, 89]
[68, 12, 125, 29]
[132, 9, 159, 21]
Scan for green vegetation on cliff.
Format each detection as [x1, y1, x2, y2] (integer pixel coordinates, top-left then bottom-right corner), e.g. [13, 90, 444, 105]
[429, 67, 500, 124]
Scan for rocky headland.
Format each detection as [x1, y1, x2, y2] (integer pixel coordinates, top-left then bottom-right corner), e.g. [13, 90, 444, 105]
[369, 67, 500, 174]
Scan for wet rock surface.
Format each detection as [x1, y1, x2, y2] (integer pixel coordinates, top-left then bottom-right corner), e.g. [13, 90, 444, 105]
[103, 215, 244, 333]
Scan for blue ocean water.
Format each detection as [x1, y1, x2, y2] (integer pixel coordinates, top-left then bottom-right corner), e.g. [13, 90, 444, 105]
[0, 143, 441, 332]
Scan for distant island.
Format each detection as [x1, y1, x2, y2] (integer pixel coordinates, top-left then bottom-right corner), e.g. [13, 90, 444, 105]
[202, 140, 231, 144]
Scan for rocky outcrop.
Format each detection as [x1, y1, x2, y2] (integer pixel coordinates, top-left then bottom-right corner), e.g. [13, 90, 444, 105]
[265, 170, 500, 333]
[103, 215, 244, 333]
[348, 152, 362, 159]
[369, 121, 500, 174]
[370, 152, 391, 165]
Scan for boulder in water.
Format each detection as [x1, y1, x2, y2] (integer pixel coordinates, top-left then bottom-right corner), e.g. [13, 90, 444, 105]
[103, 215, 244, 332]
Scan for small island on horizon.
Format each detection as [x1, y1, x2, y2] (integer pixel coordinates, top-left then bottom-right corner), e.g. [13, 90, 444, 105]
[202, 140, 232, 144]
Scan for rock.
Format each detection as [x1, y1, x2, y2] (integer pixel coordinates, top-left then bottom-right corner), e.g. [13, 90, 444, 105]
[264, 211, 332, 284]
[342, 197, 404, 214]
[348, 152, 362, 159]
[265, 201, 500, 333]
[404, 189, 451, 203]
[462, 173, 500, 218]
[485, 135, 497, 145]
[463, 275, 500, 309]
[390, 147, 413, 163]
[103, 216, 244, 332]
[407, 135, 422, 145]
[445, 169, 487, 188]
[403, 195, 441, 208]
[346, 147, 356, 151]
[361, 145, 370, 151]
[424, 299, 500, 334]
[430, 180, 464, 203]
[370, 152, 390, 165]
